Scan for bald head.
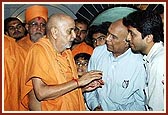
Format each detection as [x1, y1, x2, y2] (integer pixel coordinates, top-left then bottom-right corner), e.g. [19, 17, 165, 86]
[106, 19, 129, 57]
[109, 19, 128, 38]
[46, 13, 74, 33]
[46, 13, 76, 53]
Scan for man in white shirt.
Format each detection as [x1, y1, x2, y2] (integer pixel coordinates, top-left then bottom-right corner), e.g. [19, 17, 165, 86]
[84, 19, 147, 111]
[123, 10, 164, 111]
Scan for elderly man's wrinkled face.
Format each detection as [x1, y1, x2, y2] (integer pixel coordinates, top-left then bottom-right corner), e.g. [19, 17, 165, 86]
[27, 17, 46, 42]
[105, 20, 129, 57]
[56, 17, 76, 53]
[6, 20, 26, 41]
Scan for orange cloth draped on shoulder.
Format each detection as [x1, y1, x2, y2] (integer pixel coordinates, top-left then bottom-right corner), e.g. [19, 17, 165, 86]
[17, 34, 33, 57]
[21, 37, 86, 111]
[71, 42, 93, 57]
[16, 35, 33, 111]
[4, 35, 25, 111]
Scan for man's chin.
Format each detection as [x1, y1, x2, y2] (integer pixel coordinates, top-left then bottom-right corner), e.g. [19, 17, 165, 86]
[130, 48, 140, 54]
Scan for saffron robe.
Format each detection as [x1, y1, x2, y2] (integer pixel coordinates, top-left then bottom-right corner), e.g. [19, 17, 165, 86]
[71, 42, 93, 57]
[16, 34, 33, 111]
[17, 34, 33, 57]
[21, 37, 86, 111]
[4, 35, 25, 111]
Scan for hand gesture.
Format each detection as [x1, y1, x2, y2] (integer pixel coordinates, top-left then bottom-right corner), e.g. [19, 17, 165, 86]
[82, 79, 104, 92]
[78, 70, 103, 87]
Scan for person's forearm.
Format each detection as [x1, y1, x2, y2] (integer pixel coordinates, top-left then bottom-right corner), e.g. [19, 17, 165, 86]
[32, 70, 102, 101]
[28, 90, 41, 111]
[33, 78, 79, 101]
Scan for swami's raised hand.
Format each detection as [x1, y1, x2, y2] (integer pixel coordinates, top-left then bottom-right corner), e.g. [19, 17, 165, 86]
[78, 70, 103, 87]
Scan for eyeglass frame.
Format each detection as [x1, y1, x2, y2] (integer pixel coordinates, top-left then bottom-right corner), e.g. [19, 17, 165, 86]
[92, 35, 106, 43]
[75, 61, 89, 67]
[28, 21, 46, 29]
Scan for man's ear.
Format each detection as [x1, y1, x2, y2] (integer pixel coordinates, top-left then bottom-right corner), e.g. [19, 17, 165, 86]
[145, 34, 153, 43]
[51, 27, 58, 40]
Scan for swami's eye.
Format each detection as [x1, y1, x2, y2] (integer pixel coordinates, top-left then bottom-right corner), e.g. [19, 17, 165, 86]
[67, 28, 75, 34]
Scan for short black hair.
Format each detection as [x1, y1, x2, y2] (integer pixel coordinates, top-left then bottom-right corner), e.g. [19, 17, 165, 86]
[74, 53, 91, 62]
[75, 18, 89, 27]
[88, 21, 111, 45]
[4, 17, 24, 34]
[123, 10, 164, 43]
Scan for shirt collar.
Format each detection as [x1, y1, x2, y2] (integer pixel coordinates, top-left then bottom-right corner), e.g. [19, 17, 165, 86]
[111, 48, 131, 61]
[145, 42, 164, 63]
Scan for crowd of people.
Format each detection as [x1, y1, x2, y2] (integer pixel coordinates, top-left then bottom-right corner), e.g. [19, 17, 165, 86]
[4, 4, 165, 111]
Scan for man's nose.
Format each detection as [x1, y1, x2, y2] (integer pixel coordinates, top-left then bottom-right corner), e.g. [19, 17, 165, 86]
[106, 34, 111, 42]
[71, 30, 76, 40]
[76, 30, 81, 36]
[126, 33, 131, 42]
[37, 25, 43, 30]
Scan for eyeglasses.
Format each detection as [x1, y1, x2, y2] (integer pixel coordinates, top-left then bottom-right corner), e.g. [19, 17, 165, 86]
[29, 22, 46, 29]
[76, 61, 88, 67]
[8, 24, 23, 31]
[92, 36, 106, 43]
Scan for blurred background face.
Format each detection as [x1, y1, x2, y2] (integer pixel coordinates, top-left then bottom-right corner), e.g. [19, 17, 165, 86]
[27, 17, 46, 42]
[6, 20, 26, 40]
[73, 22, 87, 44]
[75, 57, 89, 77]
[92, 32, 106, 48]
